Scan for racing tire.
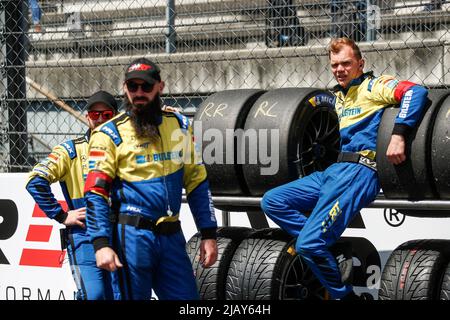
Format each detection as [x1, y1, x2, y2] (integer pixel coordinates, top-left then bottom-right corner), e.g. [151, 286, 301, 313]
[242, 88, 340, 196]
[431, 94, 450, 199]
[186, 226, 254, 300]
[377, 89, 450, 200]
[439, 261, 450, 300]
[225, 228, 326, 300]
[379, 239, 450, 300]
[193, 89, 266, 195]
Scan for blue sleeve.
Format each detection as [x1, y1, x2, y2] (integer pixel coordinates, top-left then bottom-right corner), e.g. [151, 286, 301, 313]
[85, 191, 112, 251]
[393, 85, 428, 136]
[187, 180, 217, 238]
[26, 176, 67, 223]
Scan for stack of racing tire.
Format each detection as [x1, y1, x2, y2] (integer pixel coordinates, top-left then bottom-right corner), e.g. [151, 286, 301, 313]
[186, 88, 450, 300]
[190, 88, 340, 197]
[376, 89, 450, 300]
[186, 88, 340, 300]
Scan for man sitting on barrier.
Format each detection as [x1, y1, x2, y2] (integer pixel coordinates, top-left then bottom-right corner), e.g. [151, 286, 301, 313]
[261, 37, 428, 300]
[84, 58, 218, 300]
[26, 90, 120, 300]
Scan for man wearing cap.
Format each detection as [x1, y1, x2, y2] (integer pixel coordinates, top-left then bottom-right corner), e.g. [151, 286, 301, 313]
[26, 90, 120, 300]
[84, 58, 218, 300]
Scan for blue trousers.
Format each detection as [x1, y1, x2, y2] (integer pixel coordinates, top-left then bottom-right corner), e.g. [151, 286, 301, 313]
[27, 0, 42, 25]
[261, 162, 380, 299]
[67, 232, 120, 300]
[115, 225, 199, 300]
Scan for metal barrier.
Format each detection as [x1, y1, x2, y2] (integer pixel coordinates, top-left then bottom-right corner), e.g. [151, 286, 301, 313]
[1, 0, 449, 172]
[180, 195, 450, 229]
[204, 196, 450, 210]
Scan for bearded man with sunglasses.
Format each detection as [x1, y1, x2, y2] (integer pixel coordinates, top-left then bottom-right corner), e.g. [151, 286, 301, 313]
[84, 58, 218, 300]
[26, 90, 120, 300]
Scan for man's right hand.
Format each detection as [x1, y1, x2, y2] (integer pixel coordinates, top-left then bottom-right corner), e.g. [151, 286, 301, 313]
[95, 247, 123, 272]
[63, 207, 86, 228]
[199, 239, 218, 268]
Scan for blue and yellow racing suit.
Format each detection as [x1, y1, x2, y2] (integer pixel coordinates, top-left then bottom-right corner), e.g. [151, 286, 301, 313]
[26, 131, 119, 300]
[84, 111, 217, 300]
[262, 72, 428, 299]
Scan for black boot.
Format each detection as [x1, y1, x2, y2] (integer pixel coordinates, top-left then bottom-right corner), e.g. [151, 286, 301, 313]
[331, 241, 353, 284]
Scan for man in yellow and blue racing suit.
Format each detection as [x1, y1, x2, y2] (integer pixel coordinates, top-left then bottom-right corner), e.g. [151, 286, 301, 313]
[26, 91, 120, 300]
[261, 38, 428, 300]
[84, 58, 218, 300]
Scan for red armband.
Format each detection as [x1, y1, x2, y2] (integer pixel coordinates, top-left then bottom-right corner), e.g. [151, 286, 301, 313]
[394, 81, 416, 102]
[84, 171, 112, 198]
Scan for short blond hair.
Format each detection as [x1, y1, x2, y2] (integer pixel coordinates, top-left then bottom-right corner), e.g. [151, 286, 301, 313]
[328, 37, 362, 60]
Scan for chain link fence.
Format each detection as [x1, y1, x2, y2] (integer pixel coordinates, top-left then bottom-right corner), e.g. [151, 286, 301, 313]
[1, 0, 449, 172]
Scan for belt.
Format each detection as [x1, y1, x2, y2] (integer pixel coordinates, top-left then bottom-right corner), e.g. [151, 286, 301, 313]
[117, 214, 181, 235]
[336, 152, 377, 171]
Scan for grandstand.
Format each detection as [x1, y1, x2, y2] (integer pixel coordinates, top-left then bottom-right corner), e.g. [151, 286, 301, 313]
[27, 0, 450, 97]
[29, 0, 449, 56]
[1, 0, 449, 170]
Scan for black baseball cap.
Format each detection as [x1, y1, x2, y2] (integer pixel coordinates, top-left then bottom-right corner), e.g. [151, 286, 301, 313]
[86, 90, 118, 112]
[124, 58, 161, 84]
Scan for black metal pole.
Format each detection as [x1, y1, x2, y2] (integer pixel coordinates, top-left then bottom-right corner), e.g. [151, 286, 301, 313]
[4, 0, 29, 172]
[166, 0, 176, 53]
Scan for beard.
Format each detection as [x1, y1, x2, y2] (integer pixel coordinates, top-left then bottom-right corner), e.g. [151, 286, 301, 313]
[125, 94, 162, 140]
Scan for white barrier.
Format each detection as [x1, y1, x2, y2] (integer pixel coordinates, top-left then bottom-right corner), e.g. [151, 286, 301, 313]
[0, 173, 76, 300]
[0, 173, 226, 300]
[2, 173, 450, 300]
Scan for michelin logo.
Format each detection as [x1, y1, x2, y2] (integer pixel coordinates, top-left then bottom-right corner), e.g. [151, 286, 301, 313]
[315, 94, 335, 107]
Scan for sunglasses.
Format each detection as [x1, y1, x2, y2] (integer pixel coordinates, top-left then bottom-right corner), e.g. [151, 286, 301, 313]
[88, 110, 114, 120]
[126, 81, 155, 93]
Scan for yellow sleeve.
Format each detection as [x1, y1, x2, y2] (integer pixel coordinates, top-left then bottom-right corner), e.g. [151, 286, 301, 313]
[87, 130, 117, 180]
[28, 144, 71, 184]
[367, 75, 400, 105]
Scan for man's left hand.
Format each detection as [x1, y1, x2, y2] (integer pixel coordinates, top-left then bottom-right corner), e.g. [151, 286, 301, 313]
[199, 239, 218, 268]
[386, 134, 406, 165]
